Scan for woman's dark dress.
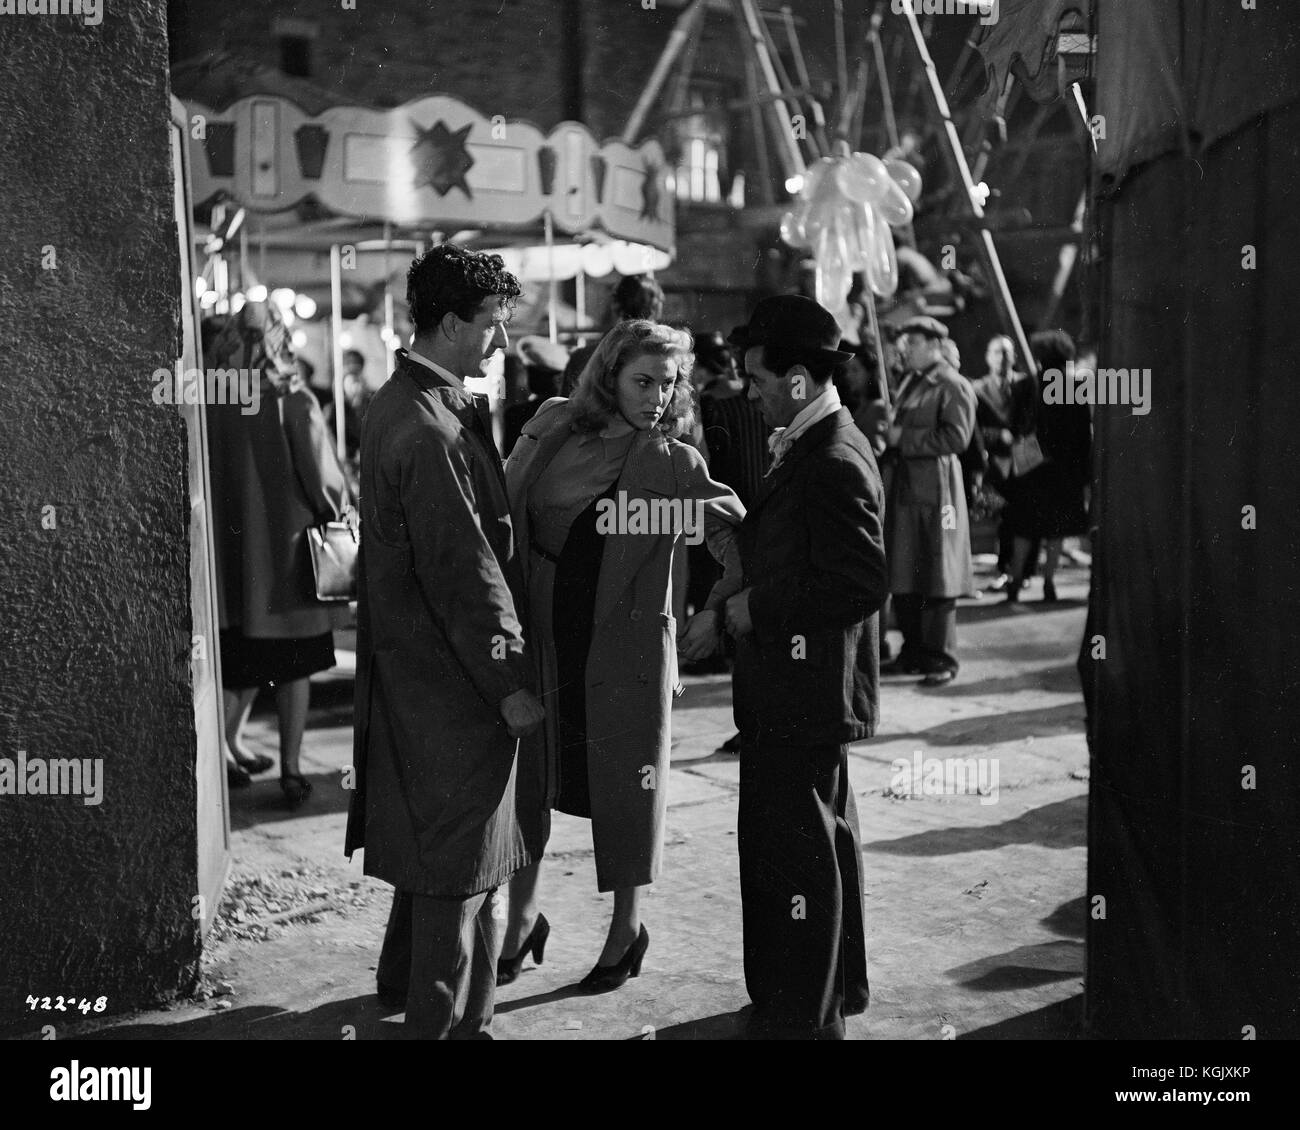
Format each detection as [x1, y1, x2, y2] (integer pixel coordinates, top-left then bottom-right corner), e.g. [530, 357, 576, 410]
[550, 479, 620, 817]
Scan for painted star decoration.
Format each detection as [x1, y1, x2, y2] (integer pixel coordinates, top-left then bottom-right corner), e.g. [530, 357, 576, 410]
[409, 119, 475, 198]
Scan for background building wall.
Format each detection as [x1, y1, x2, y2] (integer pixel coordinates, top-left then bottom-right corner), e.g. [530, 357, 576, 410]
[0, 0, 198, 1029]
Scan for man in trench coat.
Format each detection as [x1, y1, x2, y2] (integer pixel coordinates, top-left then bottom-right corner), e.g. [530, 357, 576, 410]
[344, 245, 546, 1039]
[882, 316, 976, 686]
[723, 296, 889, 1040]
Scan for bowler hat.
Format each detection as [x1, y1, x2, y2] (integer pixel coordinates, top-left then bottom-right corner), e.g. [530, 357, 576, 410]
[897, 315, 950, 340]
[727, 295, 854, 364]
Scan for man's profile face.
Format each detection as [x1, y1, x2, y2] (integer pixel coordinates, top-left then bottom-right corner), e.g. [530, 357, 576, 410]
[901, 332, 938, 372]
[744, 346, 806, 429]
[451, 294, 511, 377]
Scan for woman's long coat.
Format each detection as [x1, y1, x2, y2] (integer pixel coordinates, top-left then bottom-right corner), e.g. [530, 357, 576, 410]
[505, 399, 744, 891]
[885, 360, 977, 598]
[207, 374, 350, 637]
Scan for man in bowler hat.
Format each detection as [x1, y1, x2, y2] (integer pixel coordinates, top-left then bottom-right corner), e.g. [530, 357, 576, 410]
[722, 295, 888, 1039]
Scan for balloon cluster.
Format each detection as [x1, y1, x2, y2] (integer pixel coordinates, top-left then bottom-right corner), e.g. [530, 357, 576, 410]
[779, 153, 923, 312]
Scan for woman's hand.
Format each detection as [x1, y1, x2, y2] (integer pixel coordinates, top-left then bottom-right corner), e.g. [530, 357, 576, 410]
[678, 609, 721, 661]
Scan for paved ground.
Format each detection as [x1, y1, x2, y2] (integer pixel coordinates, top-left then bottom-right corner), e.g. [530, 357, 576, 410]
[77, 560, 1091, 1041]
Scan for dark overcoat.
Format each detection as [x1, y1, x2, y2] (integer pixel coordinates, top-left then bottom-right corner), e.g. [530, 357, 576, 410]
[344, 354, 545, 899]
[732, 408, 889, 747]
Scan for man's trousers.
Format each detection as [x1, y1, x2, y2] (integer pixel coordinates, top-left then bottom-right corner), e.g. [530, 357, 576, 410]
[376, 887, 501, 1039]
[738, 740, 869, 1040]
[892, 593, 959, 674]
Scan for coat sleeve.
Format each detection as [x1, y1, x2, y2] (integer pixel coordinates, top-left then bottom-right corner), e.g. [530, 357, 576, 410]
[899, 378, 976, 458]
[670, 441, 746, 611]
[284, 389, 350, 523]
[401, 429, 531, 707]
[748, 452, 888, 642]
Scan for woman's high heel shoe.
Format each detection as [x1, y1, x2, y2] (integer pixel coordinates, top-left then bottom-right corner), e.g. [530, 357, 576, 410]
[579, 924, 649, 993]
[497, 912, 550, 986]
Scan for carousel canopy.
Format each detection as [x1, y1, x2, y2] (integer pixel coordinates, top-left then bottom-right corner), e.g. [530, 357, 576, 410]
[183, 92, 676, 255]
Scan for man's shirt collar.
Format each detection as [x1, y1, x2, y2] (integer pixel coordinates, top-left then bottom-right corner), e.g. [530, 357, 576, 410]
[406, 349, 465, 391]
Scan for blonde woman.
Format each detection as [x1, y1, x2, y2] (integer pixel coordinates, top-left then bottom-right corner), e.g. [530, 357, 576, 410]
[501, 320, 744, 991]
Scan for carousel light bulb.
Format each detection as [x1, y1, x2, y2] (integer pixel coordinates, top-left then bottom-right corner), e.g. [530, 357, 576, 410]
[294, 294, 317, 319]
[291, 330, 308, 349]
[339, 331, 354, 349]
[199, 290, 218, 308]
[194, 276, 207, 297]
[271, 287, 295, 310]
[785, 174, 805, 195]
[972, 181, 991, 207]
[246, 284, 268, 303]
[231, 293, 246, 312]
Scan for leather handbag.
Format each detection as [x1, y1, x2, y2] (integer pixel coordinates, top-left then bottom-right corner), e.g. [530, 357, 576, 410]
[1010, 433, 1045, 477]
[306, 512, 359, 602]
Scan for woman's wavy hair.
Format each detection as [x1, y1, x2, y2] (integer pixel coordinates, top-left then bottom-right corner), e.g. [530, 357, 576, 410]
[569, 320, 696, 439]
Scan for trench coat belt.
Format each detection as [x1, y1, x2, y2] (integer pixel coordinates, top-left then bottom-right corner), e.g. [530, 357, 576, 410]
[530, 541, 562, 564]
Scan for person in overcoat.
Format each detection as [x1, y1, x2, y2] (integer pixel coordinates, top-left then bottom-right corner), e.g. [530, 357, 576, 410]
[972, 334, 1037, 590]
[205, 302, 352, 807]
[720, 295, 888, 1040]
[343, 245, 546, 1040]
[499, 319, 744, 991]
[883, 315, 976, 686]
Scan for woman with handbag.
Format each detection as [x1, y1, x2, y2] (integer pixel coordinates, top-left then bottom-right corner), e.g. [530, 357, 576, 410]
[499, 320, 744, 991]
[1000, 330, 1092, 602]
[205, 302, 353, 809]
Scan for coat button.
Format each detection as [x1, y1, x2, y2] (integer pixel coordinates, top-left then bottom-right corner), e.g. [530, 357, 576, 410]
[629, 609, 643, 621]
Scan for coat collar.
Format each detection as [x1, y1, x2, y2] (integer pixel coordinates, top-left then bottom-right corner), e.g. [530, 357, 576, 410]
[505, 400, 679, 626]
[747, 408, 853, 515]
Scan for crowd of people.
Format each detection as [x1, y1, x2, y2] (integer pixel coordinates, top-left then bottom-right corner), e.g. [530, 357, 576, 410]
[200, 242, 1092, 1040]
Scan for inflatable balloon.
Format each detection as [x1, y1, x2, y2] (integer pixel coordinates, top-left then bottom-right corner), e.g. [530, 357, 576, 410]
[788, 147, 921, 307]
[884, 158, 923, 204]
[837, 152, 890, 205]
[866, 206, 899, 298]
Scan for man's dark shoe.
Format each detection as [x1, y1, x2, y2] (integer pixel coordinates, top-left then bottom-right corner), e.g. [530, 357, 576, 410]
[920, 668, 957, 687]
[880, 656, 923, 676]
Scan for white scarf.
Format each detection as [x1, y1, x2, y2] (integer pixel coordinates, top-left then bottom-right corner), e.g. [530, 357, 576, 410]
[766, 384, 842, 475]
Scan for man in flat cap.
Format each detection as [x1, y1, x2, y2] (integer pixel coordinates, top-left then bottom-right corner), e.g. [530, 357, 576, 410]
[883, 316, 976, 686]
[722, 294, 887, 1039]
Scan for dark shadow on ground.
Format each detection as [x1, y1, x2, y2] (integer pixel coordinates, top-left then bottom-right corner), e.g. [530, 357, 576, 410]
[883, 701, 1085, 747]
[494, 984, 588, 1014]
[1042, 896, 1087, 938]
[228, 769, 352, 831]
[85, 994, 400, 1040]
[955, 595, 1088, 625]
[638, 1006, 750, 1040]
[957, 993, 1084, 1039]
[863, 794, 1087, 854]
[922, 663, 1081, 698]
[948, 939, 1084, 991]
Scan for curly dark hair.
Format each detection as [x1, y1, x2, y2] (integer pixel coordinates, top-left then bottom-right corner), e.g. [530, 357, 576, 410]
[406, 243, 522, 335]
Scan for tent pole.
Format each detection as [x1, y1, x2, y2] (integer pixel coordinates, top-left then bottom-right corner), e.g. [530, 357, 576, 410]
[622, 0, 707, 145]
[330, 243, 346, 462]
[731, 0, 805, 180]
[544, 210, 557, 344]
[899, 3, 1035, 376]
[868, 6, 899, 152]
